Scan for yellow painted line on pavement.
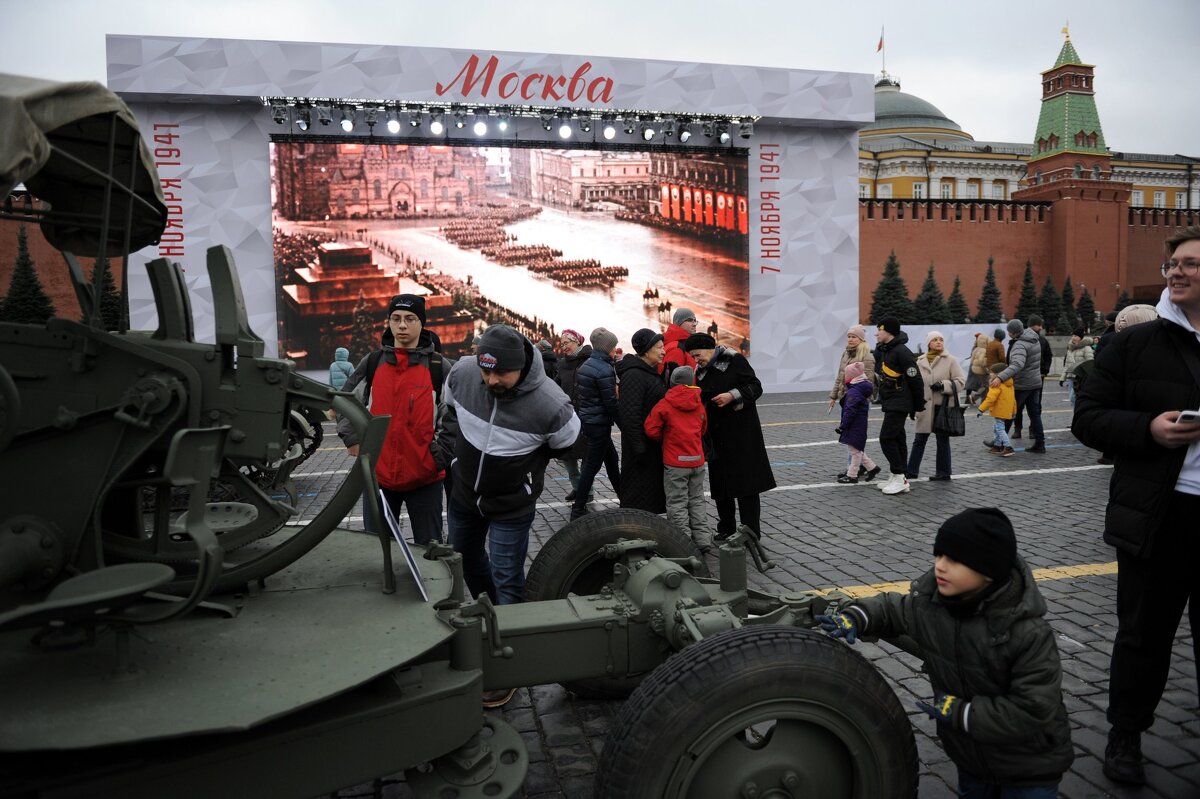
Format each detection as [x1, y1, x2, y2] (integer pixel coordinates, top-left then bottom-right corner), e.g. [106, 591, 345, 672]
[815, 561, 1118, 599]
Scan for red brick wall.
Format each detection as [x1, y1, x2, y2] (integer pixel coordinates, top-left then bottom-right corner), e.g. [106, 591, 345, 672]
[1125, 208, 1200, 301]
[860, 201, 1054, 321]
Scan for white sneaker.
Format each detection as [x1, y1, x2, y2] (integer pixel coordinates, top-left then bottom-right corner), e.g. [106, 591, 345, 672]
[877, 473, 897, 491]
[882, 476, 910, 495]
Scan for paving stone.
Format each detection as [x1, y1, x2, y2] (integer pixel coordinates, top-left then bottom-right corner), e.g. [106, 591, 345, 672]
[547, 742, 596, 777]
[538, 711, 586, 747]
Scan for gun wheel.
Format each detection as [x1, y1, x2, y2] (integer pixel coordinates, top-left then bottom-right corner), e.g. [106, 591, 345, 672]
[596, 626, 918, 799]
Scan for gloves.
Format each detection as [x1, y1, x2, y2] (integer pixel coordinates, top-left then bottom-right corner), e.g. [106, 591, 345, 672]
[834, 426, 844, 435]
[1058, 380, 1065, 387]
[815, 612, 861, 644]
[931, 381, 944, 392]
[976, 412, 983, 418]
[915, 692, 970, 731]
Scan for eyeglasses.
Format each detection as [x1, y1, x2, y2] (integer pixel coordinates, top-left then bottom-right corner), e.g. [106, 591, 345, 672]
[1161, 259, 1200, 277]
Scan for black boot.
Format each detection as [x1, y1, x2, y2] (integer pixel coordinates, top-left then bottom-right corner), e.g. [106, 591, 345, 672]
[565, 489, 578, 502]
[1103, 728, 1145, 785]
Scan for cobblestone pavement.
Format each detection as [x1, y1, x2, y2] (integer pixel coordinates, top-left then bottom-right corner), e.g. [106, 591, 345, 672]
[304, 386, 1197, 799]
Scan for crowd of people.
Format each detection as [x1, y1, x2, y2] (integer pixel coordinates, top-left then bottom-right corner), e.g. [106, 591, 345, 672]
[326, 226, 1200, 791]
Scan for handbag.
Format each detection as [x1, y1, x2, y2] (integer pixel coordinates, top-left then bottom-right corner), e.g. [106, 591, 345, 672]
[932, 389, 966, 437]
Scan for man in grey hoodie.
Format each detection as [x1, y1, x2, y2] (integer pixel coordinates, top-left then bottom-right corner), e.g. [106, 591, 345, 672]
[990, 318, 1045, 453]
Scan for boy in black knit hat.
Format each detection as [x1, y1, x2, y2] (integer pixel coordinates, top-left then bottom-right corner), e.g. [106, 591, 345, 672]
[817, 508, 1073, 797]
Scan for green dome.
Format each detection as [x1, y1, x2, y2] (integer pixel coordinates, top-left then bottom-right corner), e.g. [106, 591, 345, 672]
[861, 76, 967, 138]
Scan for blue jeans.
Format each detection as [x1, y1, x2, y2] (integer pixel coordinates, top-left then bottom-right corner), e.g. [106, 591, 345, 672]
[447, 498, 535, 605]
[907, 431, 951, 478]
[992, 419, 1012, 449]
[1005, 387, 1044, 442]
[573, 423, 620, 512]
[957, 769, 1058, 798]
[363, 480, 444, 545]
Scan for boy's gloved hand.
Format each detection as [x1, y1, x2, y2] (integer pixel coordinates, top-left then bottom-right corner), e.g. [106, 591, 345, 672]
[916, 692, 970, 731]
[976, 412, 983, 418]
[815, 612, 861, 644]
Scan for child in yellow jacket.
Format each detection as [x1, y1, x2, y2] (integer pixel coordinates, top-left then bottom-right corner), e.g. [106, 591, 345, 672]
[978, 362, 1016, 457]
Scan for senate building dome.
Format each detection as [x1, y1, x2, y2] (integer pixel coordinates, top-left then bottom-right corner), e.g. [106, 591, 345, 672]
[859, 74, 972, 142]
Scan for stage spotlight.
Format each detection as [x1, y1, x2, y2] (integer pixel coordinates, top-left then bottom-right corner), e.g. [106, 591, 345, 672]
[363, 107, 379, 130]
[497, 112, 510, 132]
[703, 121, 715, 138]
[578, 116, 592, 134]
[603, 123, 616, 140]
[678, 123, 692, 143]
[271, 102, 288, 125]
[295, 107, 311, 131]
[408, 108, 423, 128]
[454, 109, 466, 129]
[623, 115, 636, 135]
[386, 112, 401, 134]
[739, 119, 753, 139]
[558, 114, 573, 139]
[641, 122, 656, 141]
[339, 107, 355, 132]
[541, 111, 554, 131]
[662, 117, 676, 138]
[473, 113, 488, 136]
[719, 125, 732, 145]
[429, 111, 445, 135]
[315, 105, 332, 126]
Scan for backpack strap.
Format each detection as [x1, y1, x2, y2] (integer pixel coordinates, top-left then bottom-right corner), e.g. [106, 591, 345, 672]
[362, 349, 386, 407]
[364, 349, 445, 406]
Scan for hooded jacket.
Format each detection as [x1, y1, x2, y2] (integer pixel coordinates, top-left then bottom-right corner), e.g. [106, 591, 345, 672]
[847, 559, 1074, 785]
[837, 378, 873, 451]
[1072, 289, 1200, 555]
[615, 354, 668, 512]
[1060, 337, 1094, 379]
[997, 329, 1042, 391]
[434, 336, 580, 519]
[644, 384, 707, 468]
[874, 331, 925, 415]
[336, 330, 447, 492]
[329, 347, 354, 390]
[575, 349, 619, 426]
[659, 322, 697, 379]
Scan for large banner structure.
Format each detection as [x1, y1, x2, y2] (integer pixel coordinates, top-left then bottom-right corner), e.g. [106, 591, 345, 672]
[107, 35, 873, 391]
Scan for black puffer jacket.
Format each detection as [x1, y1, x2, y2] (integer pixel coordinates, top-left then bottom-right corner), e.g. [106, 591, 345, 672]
[850, 560, 1074, 786]
[557, 345, 591, 459]
[575, 350, 619, 426]
[615, 354, 667, 513]
[874, 332, 926, 415]
[1072, 318, 1200, 556]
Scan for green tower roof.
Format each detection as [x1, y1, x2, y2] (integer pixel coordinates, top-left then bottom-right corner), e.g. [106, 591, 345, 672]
[1030, 36, 1108, 164]
[1054, 39, 1082, 68]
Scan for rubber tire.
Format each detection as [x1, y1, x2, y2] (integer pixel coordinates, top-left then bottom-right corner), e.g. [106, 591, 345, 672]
[524, 508, 709, 699]
[596, 626, 918, 799]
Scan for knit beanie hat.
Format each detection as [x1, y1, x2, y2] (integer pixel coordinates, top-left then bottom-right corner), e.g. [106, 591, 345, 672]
[877, 317, 900, 336]
[847, 324, 868, 341]
[670, 365, 696, 386]
[1072, 326, 1086, 338]
[1114, 304, 1158, 332]
[589, 327, 618, 353]
[476, 325, 527, 371]
[631, 328, 664, 355]
[843, 361, 865, 384]
[536, 339, 553, 352]
[993, 328, 1005, 340]
[1006, 319, 1024, 336]
[933, 508, 1016, 583]
[560, 328, 584, 346]
[672, 307, 697, 326]
[388, 294, 426, 327]
[681, 332, 717, 352]
[926, 330, 945, 346]
[1027, 314, 1044, 328]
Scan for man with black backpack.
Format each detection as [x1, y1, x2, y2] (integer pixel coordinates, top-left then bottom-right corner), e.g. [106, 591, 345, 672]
[337, 293, 449, 545]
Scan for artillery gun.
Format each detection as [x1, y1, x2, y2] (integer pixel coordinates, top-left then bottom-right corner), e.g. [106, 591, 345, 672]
[0, 74, 918, 798]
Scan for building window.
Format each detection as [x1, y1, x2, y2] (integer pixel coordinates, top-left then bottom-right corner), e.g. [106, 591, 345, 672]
[1072, 75, 1079, 86]
[373, 179, 382, 199]
[1036, 170, 1043, 185]
[966, 184, 979, 199]
[351, 188, 360, 202]
[941, 182, 952, 199]
[877, 184, 892, 199]
[1082, 76, 1089, 87]
[1092, 165, 1101, 180]
[1131, 190, 1144, 206]
[1153, 191, 1165, 208]
[420, 178, 429, 198]
[858, 183, 869, 198]
[1073, 163, 1083, 178]
[1177, 193, 1188, 209]
[913, 183, 925, 199]
[992, 184, 1004, 200]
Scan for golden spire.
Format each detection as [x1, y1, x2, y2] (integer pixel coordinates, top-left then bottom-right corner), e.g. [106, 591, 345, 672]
[1061, 22, 1070, 40]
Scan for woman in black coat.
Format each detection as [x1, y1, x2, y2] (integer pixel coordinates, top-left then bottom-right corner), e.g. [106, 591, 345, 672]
[682, 334, 775, 539]
[615, 329, 668, 513]
[556, 331, 590, 500]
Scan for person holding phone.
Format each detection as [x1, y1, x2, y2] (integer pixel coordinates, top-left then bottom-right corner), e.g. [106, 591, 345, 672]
[1072, 226, 1200, 788]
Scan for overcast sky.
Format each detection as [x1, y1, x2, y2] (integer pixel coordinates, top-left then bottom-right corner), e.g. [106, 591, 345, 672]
[4, 0, 1197, 156]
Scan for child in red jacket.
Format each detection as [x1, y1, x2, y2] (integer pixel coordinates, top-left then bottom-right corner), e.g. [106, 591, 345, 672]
[645, 366, 713, 552]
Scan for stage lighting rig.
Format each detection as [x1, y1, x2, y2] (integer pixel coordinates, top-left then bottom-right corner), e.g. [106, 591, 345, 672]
[385, 110, 401, 134]
[362, 106, 379, 131]
[315, 104, 332, 126]
[662, 117, 676, 138]
[408, 107, 423, 128]
[270, 101, 288, 125]
[453, 107, 467, 129]
[541, 111, 555, 131]
[601, 114, 616, 140]
[558, 113, 573, 139]
[339, 107, 355, 132]
[640, 120, 656, 141]
[473, 109, 488, 136]
[578, 115, 592, 134]
[295, 106, 311, 131]
[718, 123, 732, 145]
[739, 118, 753, 139]
[678, 120, 693, 143]
[623, 115, 637, 135]
[703, 120, 715, 138]
[429, 110, 445, 135]
[497, 112, 510, 132]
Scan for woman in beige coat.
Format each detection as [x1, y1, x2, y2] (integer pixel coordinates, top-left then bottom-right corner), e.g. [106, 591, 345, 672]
[965, 333, 989, 404]
[828, 324, 876, 478]
[907, 331, 965, 481]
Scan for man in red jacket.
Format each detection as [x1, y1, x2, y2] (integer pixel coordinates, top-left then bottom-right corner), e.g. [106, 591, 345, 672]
[659, 306, 698, 382]
[338, 294, 448, 545]
[644, 365, 713, 552]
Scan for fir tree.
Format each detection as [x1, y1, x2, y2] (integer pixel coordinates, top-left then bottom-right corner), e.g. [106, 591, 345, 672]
[869, 251, 914, 324]
[1014, 259, 1040, 323]
[1060, 276, 1079, 330]
[1038, 275, 1063, 333]
[946, 276, 971, 324]
[974, 258, 1003, 323]
[0, 225, 55, 324]
[349, 291, 381, 358]
[912, 263, 951, 324]
[90, 257, 123, 330]
[1077, 288, 1096, 333]
[1114, 290, 1133, 314]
